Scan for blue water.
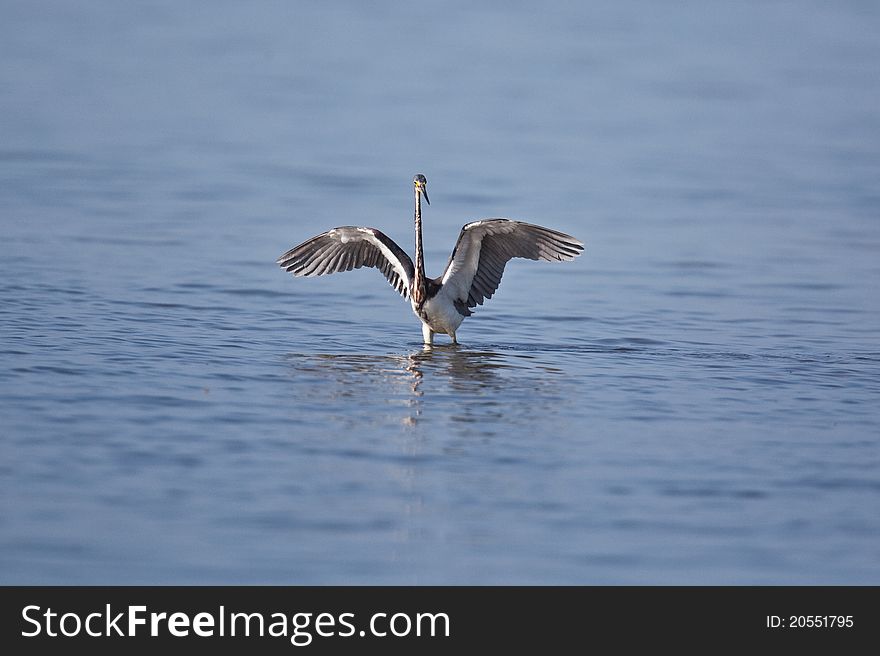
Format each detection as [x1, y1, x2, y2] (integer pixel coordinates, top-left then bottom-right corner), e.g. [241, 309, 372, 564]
[1, 1, 879, 584]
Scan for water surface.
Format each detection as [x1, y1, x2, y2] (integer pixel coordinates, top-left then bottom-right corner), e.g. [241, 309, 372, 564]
[1, 1, 879, 584]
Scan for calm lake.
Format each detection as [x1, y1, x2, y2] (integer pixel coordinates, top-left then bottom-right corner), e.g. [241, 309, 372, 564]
[1, 1, 879, 583]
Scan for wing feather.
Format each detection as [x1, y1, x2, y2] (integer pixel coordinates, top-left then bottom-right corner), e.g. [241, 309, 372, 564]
[277, 227, 415, 301]
[440, 219, 583, 309]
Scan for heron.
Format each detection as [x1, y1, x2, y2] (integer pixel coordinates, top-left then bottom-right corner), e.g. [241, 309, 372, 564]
[276, 174, 584, 345]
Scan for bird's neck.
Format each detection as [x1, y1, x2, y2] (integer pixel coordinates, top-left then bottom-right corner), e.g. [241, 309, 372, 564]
[412, 191, 426, 306]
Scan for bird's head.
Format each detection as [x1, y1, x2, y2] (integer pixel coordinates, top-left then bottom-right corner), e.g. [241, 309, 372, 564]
[413, 174, 429, 205]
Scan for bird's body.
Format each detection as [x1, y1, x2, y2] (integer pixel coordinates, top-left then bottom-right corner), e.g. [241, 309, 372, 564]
[414, 278, 465, 343]
[277, 175, 584, 345]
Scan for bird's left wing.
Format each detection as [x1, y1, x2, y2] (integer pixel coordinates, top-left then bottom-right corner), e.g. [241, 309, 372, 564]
[277, 226, 414, 300]
[440, 219, 583, 309]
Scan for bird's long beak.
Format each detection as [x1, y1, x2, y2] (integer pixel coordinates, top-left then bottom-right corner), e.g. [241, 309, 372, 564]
[416, 181, 431, 205]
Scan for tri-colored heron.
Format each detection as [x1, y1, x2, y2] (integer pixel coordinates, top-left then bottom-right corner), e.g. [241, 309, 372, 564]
[277, 174, 584, 344]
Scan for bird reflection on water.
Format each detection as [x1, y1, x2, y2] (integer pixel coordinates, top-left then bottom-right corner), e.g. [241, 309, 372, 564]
[284, 347, 544, 428]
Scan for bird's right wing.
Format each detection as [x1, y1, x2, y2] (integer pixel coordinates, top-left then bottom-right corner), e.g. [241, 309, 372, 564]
[277, 226, 414, 300]
[440, 219, 584, 309]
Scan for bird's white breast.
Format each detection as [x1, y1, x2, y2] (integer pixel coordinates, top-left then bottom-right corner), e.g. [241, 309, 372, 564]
[411, 290, 465, 336]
